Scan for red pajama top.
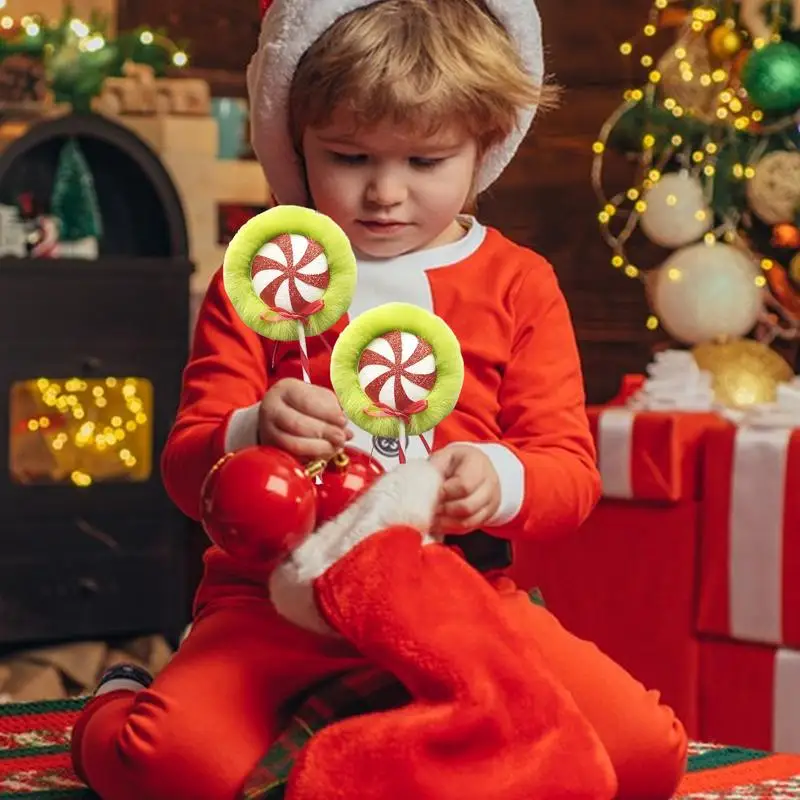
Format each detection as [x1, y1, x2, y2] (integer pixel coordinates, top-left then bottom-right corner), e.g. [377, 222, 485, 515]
[161, 219, 600, 601]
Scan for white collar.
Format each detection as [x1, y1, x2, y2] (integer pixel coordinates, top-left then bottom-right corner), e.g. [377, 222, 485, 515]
[355, 216, 486, 273]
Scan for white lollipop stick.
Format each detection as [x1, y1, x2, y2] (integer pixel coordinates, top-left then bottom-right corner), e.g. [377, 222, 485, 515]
[296, 320, 311, 384]
[397, 419, 407, 464]
[295, 319, 322, 484]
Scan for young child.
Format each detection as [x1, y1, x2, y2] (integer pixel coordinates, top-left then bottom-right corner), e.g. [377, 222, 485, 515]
[70, 0, 688, 798]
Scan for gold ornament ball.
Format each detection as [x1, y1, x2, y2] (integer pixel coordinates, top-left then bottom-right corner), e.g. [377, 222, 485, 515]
[691, 339, 794, 408]
[708, 24, 744, 60]
[790, 252, 800, 284]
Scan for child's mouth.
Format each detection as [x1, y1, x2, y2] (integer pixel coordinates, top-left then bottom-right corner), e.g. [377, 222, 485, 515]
[358, 220, 410, 235]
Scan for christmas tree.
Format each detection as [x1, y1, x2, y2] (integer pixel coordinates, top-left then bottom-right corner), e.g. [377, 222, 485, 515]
[594, 0, 800, 408]
[50, 137, 102, 245]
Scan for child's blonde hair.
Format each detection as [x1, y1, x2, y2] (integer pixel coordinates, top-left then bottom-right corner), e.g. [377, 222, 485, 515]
[289, 0, 557, 155]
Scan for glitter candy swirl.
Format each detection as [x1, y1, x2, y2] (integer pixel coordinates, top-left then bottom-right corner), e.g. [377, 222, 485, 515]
[358, 331, 436, 415]
[251, 233, 330, 319]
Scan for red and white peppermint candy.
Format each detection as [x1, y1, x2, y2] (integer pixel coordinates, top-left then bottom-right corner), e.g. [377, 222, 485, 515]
[358, 330, 436, 412]
[251, 233, 329, 316]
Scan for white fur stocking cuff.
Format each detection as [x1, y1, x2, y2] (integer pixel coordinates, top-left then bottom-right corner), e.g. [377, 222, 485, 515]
[268, 460, 443, 636]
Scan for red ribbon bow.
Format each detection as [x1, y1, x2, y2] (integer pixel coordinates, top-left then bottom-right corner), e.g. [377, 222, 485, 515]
[261, 299, 325, 323]
[364, 400, 431, 463]
[364, 399, 428, 424]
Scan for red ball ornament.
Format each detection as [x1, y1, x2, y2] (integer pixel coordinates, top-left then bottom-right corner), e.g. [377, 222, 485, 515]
[315, 447, 384, 525]
[201, 446, 317, 564]
[772, 223, 800, 250]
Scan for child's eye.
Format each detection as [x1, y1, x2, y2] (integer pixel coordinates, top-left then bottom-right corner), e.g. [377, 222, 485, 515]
[330, 152, 367, 165]
[410, 157, 444, 169]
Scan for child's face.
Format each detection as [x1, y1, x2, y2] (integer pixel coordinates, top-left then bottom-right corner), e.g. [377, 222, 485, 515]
[302, 108, 479, 259]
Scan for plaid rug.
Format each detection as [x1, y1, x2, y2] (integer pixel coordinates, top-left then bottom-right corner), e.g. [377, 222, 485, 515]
[2, 689, 800, 799]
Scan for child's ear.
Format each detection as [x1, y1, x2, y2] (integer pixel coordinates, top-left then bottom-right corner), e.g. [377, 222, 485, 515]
[461, 151, 485, 214]
[298, 161, 318, 211]
[461, 181, 479, 215]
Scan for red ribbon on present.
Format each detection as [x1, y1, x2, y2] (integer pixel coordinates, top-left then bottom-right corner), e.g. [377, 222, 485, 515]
[260, 299, 325, 323]
[364, 400, 429, 464]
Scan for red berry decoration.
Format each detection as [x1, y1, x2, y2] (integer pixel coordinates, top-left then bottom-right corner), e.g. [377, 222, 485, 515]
[200, 446, 317, 564]
[315, 446, 384, 525]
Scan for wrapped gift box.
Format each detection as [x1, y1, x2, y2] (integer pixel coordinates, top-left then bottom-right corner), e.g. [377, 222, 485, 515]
[588, 407, 725, 502]
[700, 639, 800, 753]
[697, 425, 800, 648]
[510, 405, 728, 738]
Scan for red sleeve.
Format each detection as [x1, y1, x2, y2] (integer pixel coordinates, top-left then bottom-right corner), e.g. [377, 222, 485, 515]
[161, 268, 268, 520]
[471, 258, 600, 541]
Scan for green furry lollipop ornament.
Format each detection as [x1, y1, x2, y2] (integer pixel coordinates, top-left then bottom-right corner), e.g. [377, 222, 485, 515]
[330, 302, 465, 462]
[223, 205, 357, 381]
[223, 207, 465, 462]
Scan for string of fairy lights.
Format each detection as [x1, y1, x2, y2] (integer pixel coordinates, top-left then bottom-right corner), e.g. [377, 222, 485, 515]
[20, 377, 151, 487]
[591, 0, 800, 332]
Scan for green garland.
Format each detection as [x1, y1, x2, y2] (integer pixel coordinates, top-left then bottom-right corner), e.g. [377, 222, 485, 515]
[606, 101, 800, 225]
[0, 3, 190, 112]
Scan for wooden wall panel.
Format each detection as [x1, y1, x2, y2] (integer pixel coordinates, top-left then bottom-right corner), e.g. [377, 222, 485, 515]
[478, 0, 665, 401]
[117, 0, 259, 76]
[117, 0, 653, 85]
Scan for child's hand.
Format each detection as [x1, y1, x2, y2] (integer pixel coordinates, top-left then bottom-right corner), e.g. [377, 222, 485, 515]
[429, 444, 501, 534]
[259, 378, 353, 462]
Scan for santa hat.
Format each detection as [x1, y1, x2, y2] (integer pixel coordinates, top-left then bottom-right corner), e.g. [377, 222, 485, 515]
[247, 0, 544, 207]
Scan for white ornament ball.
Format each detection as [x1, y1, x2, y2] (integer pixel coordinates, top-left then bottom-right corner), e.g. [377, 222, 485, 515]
[649, 242, 763, 344]
[746, 150, 800, 225]
[640, 172, 713, 249]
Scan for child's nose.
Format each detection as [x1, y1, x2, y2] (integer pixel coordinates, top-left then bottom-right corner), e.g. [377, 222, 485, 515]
[365, 169, 407, 207]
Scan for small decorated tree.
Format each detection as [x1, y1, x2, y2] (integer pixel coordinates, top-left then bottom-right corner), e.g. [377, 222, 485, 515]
[50, 137, 102, 258]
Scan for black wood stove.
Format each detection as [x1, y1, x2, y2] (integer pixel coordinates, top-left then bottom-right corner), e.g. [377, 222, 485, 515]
[0, 112, 193, 647]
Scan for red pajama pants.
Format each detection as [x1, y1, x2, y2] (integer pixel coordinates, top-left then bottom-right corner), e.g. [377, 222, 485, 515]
[72, 529, 687, 800]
